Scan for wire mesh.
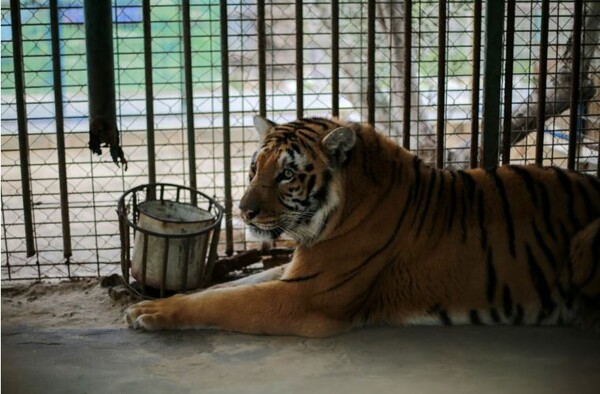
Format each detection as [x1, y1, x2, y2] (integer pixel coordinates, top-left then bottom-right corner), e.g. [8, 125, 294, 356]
[1, 0, 599, 282]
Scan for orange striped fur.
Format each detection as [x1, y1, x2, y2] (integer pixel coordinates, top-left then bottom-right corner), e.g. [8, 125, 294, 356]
[125, 117, 600, 335]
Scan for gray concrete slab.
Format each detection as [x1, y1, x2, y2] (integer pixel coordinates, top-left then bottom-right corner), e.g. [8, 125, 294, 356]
[3, 324, 600, 394]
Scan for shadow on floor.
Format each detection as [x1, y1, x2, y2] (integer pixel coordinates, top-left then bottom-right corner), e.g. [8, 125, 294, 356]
[3, 324, 600, 394]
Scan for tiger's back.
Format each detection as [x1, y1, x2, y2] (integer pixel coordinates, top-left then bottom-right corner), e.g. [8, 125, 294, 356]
[358, 160, 600, 327]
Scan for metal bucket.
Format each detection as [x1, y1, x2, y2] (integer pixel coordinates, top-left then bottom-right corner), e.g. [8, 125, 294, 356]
[118, 183, 223, 298]
[131, 200, 214, 291]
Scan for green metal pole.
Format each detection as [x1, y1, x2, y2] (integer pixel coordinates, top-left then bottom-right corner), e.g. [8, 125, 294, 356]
[481, 0, 505, 169]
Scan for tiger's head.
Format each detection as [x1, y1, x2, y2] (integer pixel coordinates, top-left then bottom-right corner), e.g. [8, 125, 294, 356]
[239, 116, 356, 245]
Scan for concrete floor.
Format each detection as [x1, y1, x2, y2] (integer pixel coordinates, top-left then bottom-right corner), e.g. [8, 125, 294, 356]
[3, 324, 600, 394]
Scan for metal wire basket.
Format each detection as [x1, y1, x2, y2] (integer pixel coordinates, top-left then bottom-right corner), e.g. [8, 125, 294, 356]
[118, 183, 223, 299]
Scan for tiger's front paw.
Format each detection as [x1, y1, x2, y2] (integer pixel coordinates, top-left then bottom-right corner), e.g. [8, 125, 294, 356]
[124, 296, 185, 331]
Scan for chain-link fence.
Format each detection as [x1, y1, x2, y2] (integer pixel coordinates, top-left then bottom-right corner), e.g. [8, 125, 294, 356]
[2, 0, 599, 281]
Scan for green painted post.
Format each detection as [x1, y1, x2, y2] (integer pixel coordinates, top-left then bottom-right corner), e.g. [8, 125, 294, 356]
[481, 0, 505, 169]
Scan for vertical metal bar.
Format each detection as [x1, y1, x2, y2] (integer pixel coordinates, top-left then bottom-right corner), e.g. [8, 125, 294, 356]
[436, 0, 447, 169]
[50, 0, 72, 265]
[203, 220, 222, 287]
[10, 0, 36, 258]
[296, 0, 303, 119]
[141, 233, 149, 295]
[470, 0, 482, 168]
[257, 0, 267, 117]
[567, 0, 583, 171]
[402, 0, 412, 150]
[143, 0, 156, 185]
[501, 0, 516, 165]
[220, 1, 234, 256]
[181, 239, 190, 293]
[535, 0, 550, 165]
[2, 206, 12, 280]
[160, 236, 168, 298]
[481, 0, 505, 169]
[367, 0, 376, 126]
[183, 0, 197, 202]
[332, 0, 340, 117]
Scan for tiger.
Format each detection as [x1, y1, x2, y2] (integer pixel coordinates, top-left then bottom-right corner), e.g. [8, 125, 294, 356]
[125, 116, 600, 336]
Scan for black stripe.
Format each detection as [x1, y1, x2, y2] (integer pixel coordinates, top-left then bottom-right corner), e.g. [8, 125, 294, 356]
[300, 117, 333, 130]
[509, 165, 538, 206]
[415, 170, 437, 237]
[469, 310, 483, 325]
[576, 178, 598, 217]
[486, 248, 497, 303]
[280, 272, 321, 283]
[445, 171, 457, 234]
[537, 181, 556, 241]
[412, 156, 422, 204]
[439, 310, 453, 326]
[584, 173, 600, 194]
[430, 171, 447, 241]
[502, 285, 513, 318]
[477, 190, 487, 250]
[325, 184, 412, 292]
[305, 174, 316, 197]
[532, 220, 558, 271]
[489, 169, 516, 258]
[580, 227, 600, 288]
[513, 304, 524, 325]
[459, 170, 477, 201]
[525, 244, 556, 313]
[552, 167, 581, 230]
[489, 308, 501, 324]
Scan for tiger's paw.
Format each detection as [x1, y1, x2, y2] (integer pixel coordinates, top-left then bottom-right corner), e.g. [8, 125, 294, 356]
[124, 296, 186, 331]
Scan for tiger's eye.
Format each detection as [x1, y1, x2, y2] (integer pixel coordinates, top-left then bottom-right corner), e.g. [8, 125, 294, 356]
[283, 169, 294, 179]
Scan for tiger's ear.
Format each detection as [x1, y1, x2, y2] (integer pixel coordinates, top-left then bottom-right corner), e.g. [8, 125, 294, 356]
[322, 127, 356, 166]
[253, 115, 277, 141]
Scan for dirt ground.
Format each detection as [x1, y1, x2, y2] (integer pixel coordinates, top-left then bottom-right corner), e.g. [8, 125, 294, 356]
[1, 277, 135, 329]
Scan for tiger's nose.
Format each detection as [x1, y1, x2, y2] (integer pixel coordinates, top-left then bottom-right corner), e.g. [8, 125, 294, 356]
[242, 208, 259, 221]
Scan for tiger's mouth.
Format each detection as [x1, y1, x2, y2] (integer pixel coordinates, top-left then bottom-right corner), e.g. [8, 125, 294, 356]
[248, 222, 285, 240]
